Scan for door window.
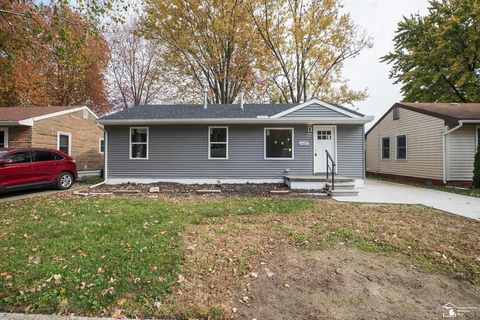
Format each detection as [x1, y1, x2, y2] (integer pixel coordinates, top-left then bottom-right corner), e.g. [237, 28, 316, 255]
[317, 130, 332, 140]
[3, 152, 32, 164]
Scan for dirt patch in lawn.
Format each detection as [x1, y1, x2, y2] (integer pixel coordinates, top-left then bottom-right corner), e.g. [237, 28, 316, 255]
[165, 201, 480, 319]
[236, 247, 480, 320]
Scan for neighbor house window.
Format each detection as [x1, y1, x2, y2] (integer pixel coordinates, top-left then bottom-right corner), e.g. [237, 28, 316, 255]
[477, 126, 480, 148]
[83, 109, 89, 119]
[208, 126, 228, 159]
[382, 137, 390, 159]
[396, 134, 407, 160]
[393, 107, 400, 120]
[0, 127, 8, 148]
[265, 128, 294, 159]
[130, 127, 148, 159]
[57, 132, 71, 155]
[99, 138, 105, 154]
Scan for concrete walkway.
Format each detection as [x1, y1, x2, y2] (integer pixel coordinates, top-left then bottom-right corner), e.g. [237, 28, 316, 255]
[0, 185, 84, 203]
[334, 179, 480, 220]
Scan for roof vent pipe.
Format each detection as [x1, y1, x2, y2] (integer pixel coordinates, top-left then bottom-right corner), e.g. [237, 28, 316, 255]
[203, 88, 208, 109]
[239, 91, 244, 110]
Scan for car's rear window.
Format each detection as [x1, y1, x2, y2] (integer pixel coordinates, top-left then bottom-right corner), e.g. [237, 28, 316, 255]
[34, 151, 63, 162]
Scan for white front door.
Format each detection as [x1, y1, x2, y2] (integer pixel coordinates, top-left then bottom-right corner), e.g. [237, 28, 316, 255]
[313, 126, 336, 173]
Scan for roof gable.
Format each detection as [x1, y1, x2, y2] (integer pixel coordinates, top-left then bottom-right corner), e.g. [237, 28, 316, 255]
[0, 106, 98, 125]
[270, 99, 362, 118]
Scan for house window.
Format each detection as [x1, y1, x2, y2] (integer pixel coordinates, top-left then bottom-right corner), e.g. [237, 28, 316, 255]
[476, 126, 480, 148]
[0, 128, 8, 148]
[396, 134, 407, 160]
[265, 128, 294, 159]
[83, 109, 89, 119]
[57, 132, 71, 155]
[208, 126, 228, 159]
[130, 127, 148, 159]
[382, 137, 390, 159]
[393, 107, 400, 120]
[99, 138, 105, 154]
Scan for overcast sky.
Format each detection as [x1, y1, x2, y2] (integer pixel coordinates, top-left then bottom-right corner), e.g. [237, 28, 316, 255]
[341, 0, 429, 129]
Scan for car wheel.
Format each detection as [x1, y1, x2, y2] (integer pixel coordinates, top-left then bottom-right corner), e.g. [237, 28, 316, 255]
[57, 172, 74, 190]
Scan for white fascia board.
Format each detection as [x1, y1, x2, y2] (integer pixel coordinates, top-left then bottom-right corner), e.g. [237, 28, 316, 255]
[0, 119, 34, 126]
[269, 98, 362, 119]
[31, 106, 99, 122]
[97, 116, 374, 126]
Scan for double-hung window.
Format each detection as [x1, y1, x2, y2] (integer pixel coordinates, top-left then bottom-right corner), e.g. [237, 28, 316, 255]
[265, 128, 294, 159]
[99, 138, 105, 154]
[382, 137, 390, 159]
[476, 126, 480, 149]
[396, 134, 407, 160]
[208, 126, 228, 159]
[130, 127, 148, 159]
[57, 132, 71, 155]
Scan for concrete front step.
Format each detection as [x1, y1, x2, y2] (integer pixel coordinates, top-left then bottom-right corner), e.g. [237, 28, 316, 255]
[326, 182, 356, 190]
[327, 189, 359, 197]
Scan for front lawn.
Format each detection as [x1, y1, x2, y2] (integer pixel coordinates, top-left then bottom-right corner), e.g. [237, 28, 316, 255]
[0, 197, 311, 317]
[0, 195, 479, 318]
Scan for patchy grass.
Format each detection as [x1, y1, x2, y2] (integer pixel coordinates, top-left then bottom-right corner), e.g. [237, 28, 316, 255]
[367, 173, 480, 198]
[1, 196, 479, 319]
[0, 197, 312, 317]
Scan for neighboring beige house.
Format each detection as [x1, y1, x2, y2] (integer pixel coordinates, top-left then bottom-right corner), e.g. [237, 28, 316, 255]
[0, 106, 104, 175]
[366, 103, 480, 187]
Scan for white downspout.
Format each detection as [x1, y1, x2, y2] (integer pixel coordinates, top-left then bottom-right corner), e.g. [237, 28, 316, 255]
[442, 121, 464, 184]
[90, 129, 107, 189]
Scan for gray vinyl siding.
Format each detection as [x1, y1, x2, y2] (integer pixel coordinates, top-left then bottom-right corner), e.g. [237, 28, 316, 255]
[337, 125, 364, 178]
[446, 125, 477, 181]
[106, 123, 364, 180]
[282, 103, 349, 118]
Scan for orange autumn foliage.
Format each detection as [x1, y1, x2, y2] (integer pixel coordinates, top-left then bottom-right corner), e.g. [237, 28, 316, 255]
[0, 1, 111, 114]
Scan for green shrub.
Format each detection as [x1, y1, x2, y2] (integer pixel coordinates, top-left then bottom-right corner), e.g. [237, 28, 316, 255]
[473, 145, 480, 189]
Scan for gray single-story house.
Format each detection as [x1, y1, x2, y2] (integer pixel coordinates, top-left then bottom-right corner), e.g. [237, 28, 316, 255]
[97, 99, 373, 191]
[366, 102, 480, 187]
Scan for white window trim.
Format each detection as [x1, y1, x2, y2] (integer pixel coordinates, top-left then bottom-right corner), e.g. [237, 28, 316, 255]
[395, 133, 408, 160]
[57, 131, 72, 155]
[381, 136, 390, 160]
[0, 127, 8, 148]
[129, 127, 149, 160]
[99, 137, 105, 154]
[208, 126, 229, 160]
[264, 127, 295, 160]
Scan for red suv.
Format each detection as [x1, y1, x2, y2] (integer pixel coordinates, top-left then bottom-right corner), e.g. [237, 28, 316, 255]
[0, 148, 77, 193]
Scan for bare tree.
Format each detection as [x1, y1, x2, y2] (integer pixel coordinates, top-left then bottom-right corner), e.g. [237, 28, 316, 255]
[108, 20, 166, 110]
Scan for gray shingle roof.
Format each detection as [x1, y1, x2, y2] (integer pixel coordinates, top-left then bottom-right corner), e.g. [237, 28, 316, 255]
[100, 103, 364, 120]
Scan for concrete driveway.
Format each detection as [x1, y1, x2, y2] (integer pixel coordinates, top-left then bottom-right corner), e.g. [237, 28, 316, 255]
[0, 184, 83, 203]
[334, 179, 480, 220]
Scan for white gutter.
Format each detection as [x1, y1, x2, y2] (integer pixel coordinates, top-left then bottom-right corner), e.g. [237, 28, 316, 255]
[97, 116, 374, 126]
[442, 119, 480, 183]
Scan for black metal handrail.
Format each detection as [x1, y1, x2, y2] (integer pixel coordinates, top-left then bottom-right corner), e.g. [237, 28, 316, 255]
[325, 150, 336, 190]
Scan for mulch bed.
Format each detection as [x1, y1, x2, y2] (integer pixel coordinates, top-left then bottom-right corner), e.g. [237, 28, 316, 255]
[77, 182, 328, 198]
